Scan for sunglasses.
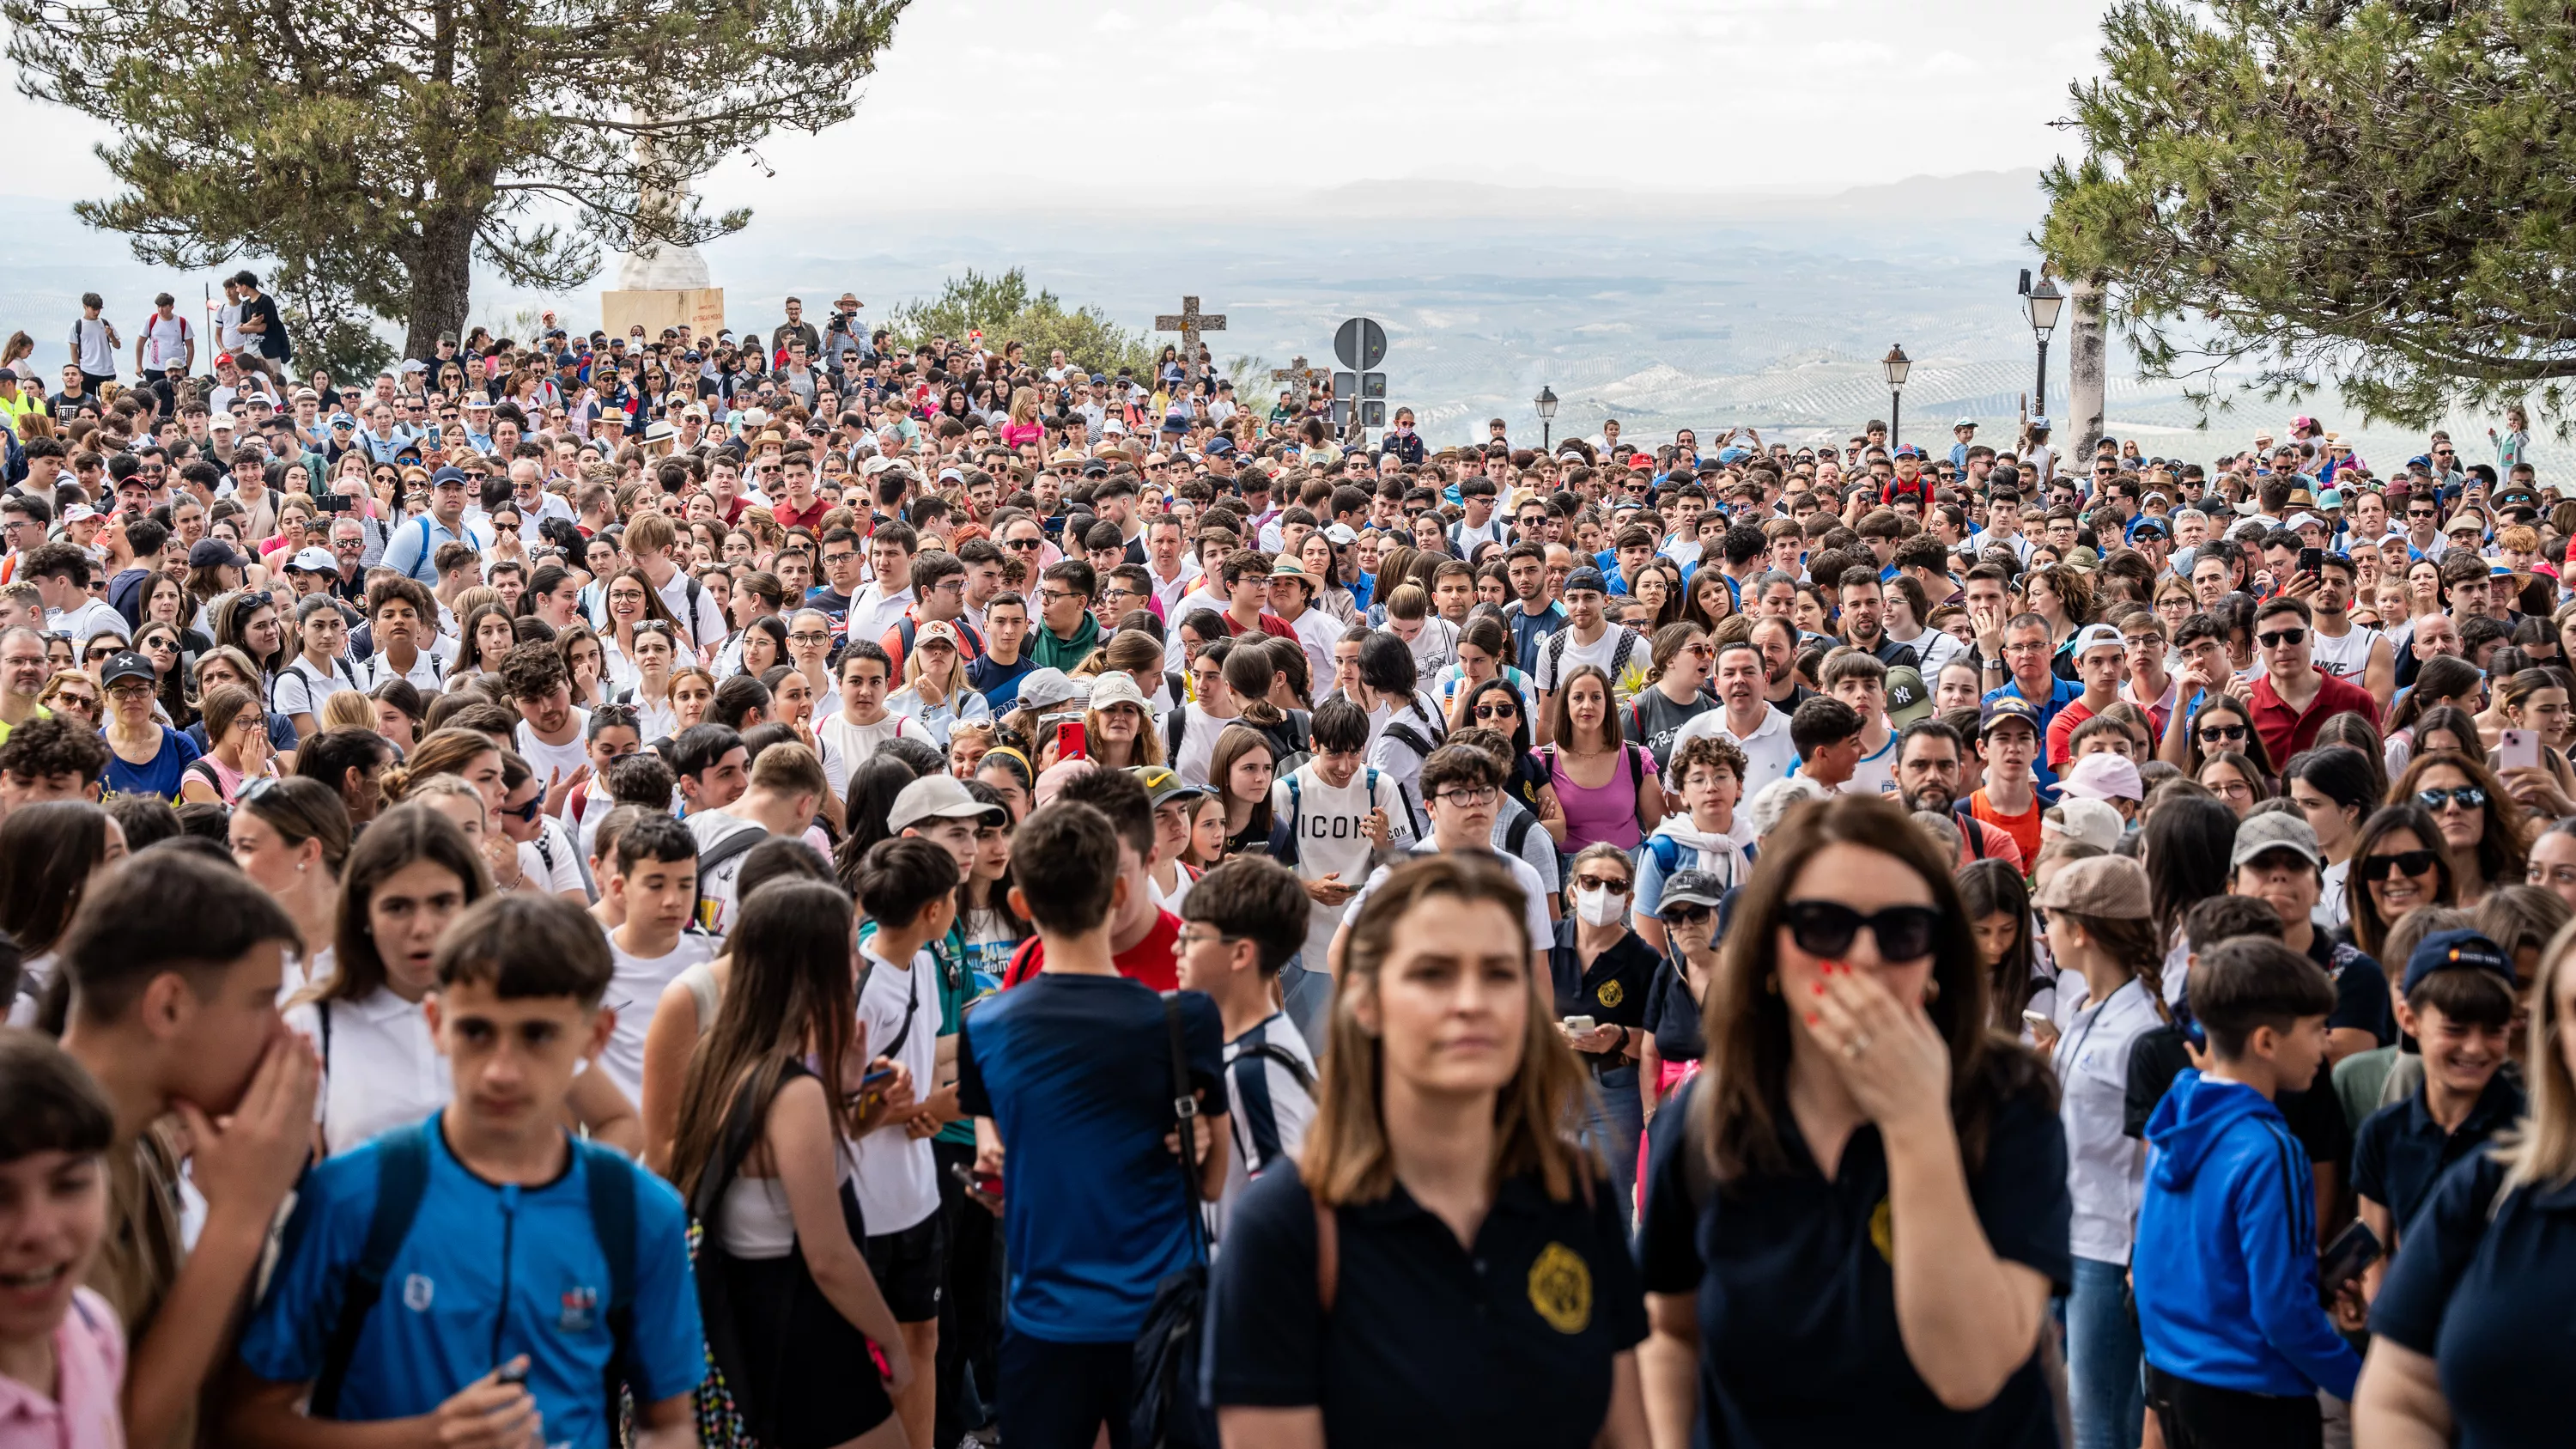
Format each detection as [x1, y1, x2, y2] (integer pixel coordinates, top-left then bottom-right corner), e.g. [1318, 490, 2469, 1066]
[1659, 904, 1713, 927]
[2256, 628, 2306, 648]
[2196, 723, 2247, 744]
[2417, 786, 2487, 812]
[2358, 849, 2439, 880]
[1473, 701, 1520, 720]
[1780, 899, 1943, 961]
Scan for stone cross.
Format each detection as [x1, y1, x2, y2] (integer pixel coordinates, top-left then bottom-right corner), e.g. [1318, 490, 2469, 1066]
[1271, 356, 1327, 408]
[1153, 295, 1227, 358]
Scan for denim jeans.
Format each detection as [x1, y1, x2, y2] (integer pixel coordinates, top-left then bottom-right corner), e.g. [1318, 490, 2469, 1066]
[2068, 1255, 2145, 1449]
[1584, 1064, 1643, 1230]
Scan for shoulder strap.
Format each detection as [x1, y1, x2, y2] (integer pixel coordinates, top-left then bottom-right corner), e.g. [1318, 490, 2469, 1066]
[311, 1122, 434, 1417]
[1625, 741, 1643, 789]
[1166, 704, 1188, 757]
[578, 1141, 640, 1407]
[1504, 807, 1536, 860]
[1611, 630, 1638, 678]
[1236, 1040, 1319, 1095]
[1161, 993, 1207, 1257]
[1646, 833, 1684, 877]
[1313, 1192, 1339, 1313]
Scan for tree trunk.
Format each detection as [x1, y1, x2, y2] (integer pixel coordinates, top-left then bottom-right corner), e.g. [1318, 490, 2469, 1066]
[2069, 274, 2108, 464]
[403, 210, 478, 362]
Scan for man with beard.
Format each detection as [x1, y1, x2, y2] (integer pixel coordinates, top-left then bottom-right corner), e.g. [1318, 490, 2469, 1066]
[1749, 614, 1813, 712]
[2306, 553, 2394, 712]
[1836, 569, 1916, 669]
[1897, 718, 2022, 869]
[1670, 638, 1796, 798]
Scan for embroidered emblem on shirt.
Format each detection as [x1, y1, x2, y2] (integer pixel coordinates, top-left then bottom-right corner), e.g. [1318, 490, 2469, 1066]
[559, 1285, 598, 1333]
[1528, 1242, 1593, 1335]
[403, 1274, 434, 1312]
[1595, 980, 1625, 1009]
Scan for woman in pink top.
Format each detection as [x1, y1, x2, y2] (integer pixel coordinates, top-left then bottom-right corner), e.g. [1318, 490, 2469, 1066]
[998, 387, 1045, 451]
[0, 1032, 125, 1449]
[1539, 664, 1664, 851]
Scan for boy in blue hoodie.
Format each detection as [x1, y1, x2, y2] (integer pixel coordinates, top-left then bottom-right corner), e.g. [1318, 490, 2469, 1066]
[2134, 936, 2359, 1449]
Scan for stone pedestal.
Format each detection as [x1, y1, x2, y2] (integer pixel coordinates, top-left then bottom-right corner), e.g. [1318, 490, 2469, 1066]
[600, 287, 726, 342]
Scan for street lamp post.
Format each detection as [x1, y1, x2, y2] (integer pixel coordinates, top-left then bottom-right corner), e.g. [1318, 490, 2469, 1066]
[2024, 275, 2063, 417]
[1880, 345, 1910, 452]
[1534, 385, 1558, 451]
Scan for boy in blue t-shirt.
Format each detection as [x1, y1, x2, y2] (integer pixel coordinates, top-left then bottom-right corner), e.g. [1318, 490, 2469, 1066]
[2134, 935, 2360, 1449]
[230, 893, 705, 1449]
[958, 798, 1229, 1448]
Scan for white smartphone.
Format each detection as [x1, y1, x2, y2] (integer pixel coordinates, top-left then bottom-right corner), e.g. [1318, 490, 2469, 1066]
[2500, 728, 2540, 773]
[2020, 1009, 2053, 1032]
[1562, 1015, 1595, 1034]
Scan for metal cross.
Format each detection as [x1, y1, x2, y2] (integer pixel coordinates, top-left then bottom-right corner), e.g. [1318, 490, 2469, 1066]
[1153, 295, 1227, 357]
[1271, 356, 1327, 408]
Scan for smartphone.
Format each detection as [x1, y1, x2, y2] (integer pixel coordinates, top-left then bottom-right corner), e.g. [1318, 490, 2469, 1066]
[859, 1065, 896, 1091]
[2299, 546, 2324, 575]
[948, 1161, 1004, 1205]
[495, 1360, 530, 1388]
[1562, 1015, 1595, 1033]
[2317, 1219, 2382, 1305]
[1055, 719, 1085, 761]
[317, 494, 354, 513]
[2020, 1009, 2053, 1031]
[2500, 728, 2541, 773]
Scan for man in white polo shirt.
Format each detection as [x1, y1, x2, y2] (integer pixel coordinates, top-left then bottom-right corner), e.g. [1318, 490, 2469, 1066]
[1672, 636, 1797, 799]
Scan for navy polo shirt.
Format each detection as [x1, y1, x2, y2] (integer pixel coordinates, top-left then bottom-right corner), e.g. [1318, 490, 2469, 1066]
[1505, 600, 1565, 677]
[1546, 920, 1657, 1058]
[1212, 1160, 1647, 1447]
[1637, 1076, 2072, 1447]
[2351, 1070, 2524, 1240]
[2370, 1152, 2576, 1449]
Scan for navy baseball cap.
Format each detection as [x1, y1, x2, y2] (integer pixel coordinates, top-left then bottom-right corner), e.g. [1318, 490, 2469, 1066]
[1563, 566, 1608, 595]
[1978, 695, 2042, 737]
[2403, 928, 2515, 995]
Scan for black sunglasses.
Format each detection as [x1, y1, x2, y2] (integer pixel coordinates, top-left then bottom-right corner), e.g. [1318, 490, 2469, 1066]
[2196, 722, 2247, 744]
[1780, 899, 1943, 961]
[2417, 786, 2487, 812]
[2358, 849, 2439, 881]
[1659, 904, 1713, 928]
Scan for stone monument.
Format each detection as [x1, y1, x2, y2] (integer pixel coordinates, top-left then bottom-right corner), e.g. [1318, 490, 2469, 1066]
[600, 128, 726, 342]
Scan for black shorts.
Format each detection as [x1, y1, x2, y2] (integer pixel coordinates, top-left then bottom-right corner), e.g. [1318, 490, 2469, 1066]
[863, 1211, 947, 1323]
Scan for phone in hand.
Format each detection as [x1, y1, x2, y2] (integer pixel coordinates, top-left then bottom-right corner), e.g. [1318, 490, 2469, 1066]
[495, 1359, 530, 1388]
[1562, 1015, 1595, 1033]
[2500, 728, 2541, 773]
[948, 1160, 1003, 1208]
[1055, 719, 1085, 761]
[2317, 1219, 2381, 1305]
[2299, 546, 2324, 576]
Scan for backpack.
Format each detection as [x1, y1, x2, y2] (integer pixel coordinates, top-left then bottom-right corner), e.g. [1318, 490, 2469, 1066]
[1953, 802, 1990, 861]
[308, 1121, 641, 1420]
[893, 612, 986, 667]
[1273, 768, 1381, 870]
[1544, 627, 1640, 698]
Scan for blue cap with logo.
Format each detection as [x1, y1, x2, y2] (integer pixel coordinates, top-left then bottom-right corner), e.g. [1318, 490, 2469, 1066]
[2403, 928, 2516, 995]
[1978, 694, 2042, 737]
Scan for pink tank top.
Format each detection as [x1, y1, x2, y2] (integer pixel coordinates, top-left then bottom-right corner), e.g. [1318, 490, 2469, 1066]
[1545, 742, 1655, 852]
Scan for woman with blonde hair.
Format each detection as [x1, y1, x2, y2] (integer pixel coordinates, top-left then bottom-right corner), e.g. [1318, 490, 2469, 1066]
[885, 621, 992, 746]
[2355, 910, 2576, 1441]
[1210, 853, 1649, 1446]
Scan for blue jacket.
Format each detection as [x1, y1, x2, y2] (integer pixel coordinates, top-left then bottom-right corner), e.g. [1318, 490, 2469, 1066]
[2134, 1070, 2361, 1400]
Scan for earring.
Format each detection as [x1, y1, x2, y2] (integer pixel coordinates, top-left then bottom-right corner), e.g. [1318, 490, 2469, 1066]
[1764, 973, 1780, 995]
[1923, 978, 1941, 1004]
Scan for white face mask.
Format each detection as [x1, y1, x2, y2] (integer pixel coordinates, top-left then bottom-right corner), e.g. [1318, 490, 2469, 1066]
[1572, 880, 1629, 928]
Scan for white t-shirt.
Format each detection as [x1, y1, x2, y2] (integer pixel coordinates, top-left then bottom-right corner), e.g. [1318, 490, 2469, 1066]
[817, 709, 920, 773]
[518, 817, 586, 897]
[654, 570, 728, 653]
[1532, 622, 1640, 694]
[516, 710, 592, 788]
[270, 654, 361, 721]
[598, 929, 716, 1105]
[48, 598, 126, 645]
[1271, 763, 1414, 967]
[850, 946, 942, 1235]
[285, 988, 447, 1158]
[1172, 705, 1238, 789]
[1347, 841, 1552, 954]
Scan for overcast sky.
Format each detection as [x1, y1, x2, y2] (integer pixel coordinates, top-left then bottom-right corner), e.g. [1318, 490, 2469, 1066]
[3, 0, 2105, 209]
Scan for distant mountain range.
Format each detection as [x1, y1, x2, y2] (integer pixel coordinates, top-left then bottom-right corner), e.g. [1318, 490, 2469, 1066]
[0, 173, 2540, 473]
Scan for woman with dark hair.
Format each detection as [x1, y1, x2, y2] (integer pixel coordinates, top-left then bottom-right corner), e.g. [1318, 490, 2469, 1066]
[1625, 622, 1718, 774]
[666, 879, 911, 1449]
[212, 588, 291, 688]
[1208, 723, 1279, 858]
[1458, 675, 1564, 843]
[2284, 745, 2382, 934]
[2392, 748, 2530, 905]
[2163, 692, 2278, 785]
[833, 755, 924, 888]
[1958, 857, 2044, 1035]
[2347, 802, 2459, 960]
[1637, 795, 2068, 1444]
[1211, 853, 1648, 1446]
[0, 801, 125, 1023]
[2197, 749, 2271, 818]
[2143, 793, 2238, 1004]
[2384, 654, 2487, 775]
[228, 775, 352, 989]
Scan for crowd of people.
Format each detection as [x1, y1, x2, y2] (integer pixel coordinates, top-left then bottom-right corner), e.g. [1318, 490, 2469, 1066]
[0, 286, 2572, 1449]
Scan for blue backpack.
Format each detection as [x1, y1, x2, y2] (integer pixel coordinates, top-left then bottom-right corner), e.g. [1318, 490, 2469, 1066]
[1268, 768, 1381, 867]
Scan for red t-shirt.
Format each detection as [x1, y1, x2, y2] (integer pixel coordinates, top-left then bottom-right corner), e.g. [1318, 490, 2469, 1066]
[2044, 698, 2101, 768]
[1000, 907, 1182, 992]
[771, 496, 831, 532]
[1220, 611, 1300, 644]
